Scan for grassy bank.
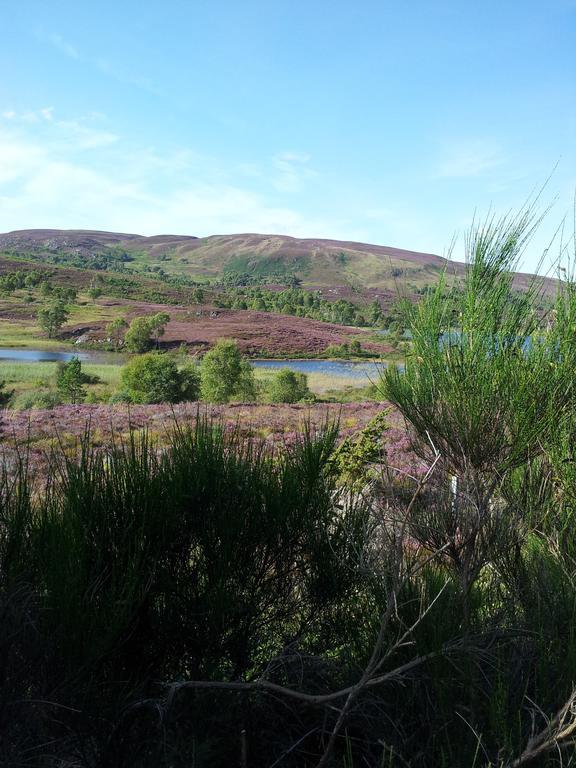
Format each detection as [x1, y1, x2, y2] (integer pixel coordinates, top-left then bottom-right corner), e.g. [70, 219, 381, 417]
[0, 357, 374, 404]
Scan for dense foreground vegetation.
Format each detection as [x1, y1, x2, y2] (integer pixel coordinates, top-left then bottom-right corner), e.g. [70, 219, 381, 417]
[4, 209, 576, 766]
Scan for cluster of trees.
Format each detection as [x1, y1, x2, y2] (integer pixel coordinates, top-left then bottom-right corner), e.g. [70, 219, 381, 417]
[0, 269, 77, 305]
[324, 339, 364, 357]
[114, 340, 312, 405]
[0, 270, 87, 339]
[0, 268, 46, 293]
[25, 246, 135, 271]
[212, 286, 385, 327]
[29, 340, 312, 407]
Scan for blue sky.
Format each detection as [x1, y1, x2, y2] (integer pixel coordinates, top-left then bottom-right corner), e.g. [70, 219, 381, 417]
[1, 0, 574, 271]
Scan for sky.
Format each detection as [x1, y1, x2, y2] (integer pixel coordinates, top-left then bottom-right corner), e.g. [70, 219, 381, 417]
[0, 0, 575, 272]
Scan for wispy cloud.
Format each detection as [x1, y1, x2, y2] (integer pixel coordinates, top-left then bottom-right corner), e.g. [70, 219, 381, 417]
[1, 108, 118, 150]
[44, 31, 80, 60]
[0, 112, 338, 238]
[435, 140, 506, 178]
[272, 151, 317, 193]
[35, 29, 160, 95]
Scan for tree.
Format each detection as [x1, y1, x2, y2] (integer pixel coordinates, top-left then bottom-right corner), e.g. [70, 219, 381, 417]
[39, 281, 53, 298]
[149, 312, 170, 348]
[368, 300, 383, 326]
[56, 357, 86, 404]
[124, 313, 170, 353]
[88, 286, 103, 301]
[55, 286, 77, 304]
[381, 207, 573, 626]
[120, 353, 200, 404]
[107, 317, 128, 349]
[200, 339, 256, 403]
[37, 301, 69, 338]
[350, 339, 362, 355]
[192, 287, 205, 304]
[267, 369, 311, 403]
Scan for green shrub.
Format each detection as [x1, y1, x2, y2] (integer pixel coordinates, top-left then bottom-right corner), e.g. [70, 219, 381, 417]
[108, 388, 134, 404]
[37, 300, 69, 338]
[0, 380, 14, 407]
[266, 368, 312, 403]
[107, 316, 128, 349]
[0, 417, 372, 765]
[124, 312, 170, 353]
[55, 356, 87, 404]
[120, 353, 200, 404]
[200, 339, 256, 403]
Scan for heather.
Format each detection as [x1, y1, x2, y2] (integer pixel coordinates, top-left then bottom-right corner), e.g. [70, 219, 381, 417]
[0, 401, 422, 481]
[4, 210, 576, 767]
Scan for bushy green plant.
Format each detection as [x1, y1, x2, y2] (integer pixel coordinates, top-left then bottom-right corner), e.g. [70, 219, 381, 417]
[108, 388, 133, 404]
[88, 285, 103, 300]
[124, 312, 170, 353]
[37, 300, 69, 338]
[55, 356, 87, 404]
[120, 353, 200, 404]
[200, 339, 256, 403]
[0, 417, 372, 765]
[382, 209, 570, 475]
[0, 380, 14, 407]
[331, 410, 389, 488]
[266, 368, 312, 403]
[380, 206, 575, 631]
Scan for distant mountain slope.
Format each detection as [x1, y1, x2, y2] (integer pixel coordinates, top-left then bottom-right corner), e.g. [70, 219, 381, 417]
[0, 228, 554, 296]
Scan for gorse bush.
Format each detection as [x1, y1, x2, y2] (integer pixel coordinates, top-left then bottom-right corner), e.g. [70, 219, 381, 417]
[0, 416, 373, 766]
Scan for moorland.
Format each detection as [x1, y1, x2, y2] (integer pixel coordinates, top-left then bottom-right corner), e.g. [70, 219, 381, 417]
[3, 212, 576, 767]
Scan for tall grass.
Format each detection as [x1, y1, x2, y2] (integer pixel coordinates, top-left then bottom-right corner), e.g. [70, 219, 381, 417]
[0, 415, 376, 766]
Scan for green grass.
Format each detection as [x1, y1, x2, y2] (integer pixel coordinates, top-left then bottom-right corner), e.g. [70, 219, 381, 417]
[1, 359, 368, 404]
[0, 322, 73, 349]
[253, 366, 368, 395]
[0, 292, 129, 350]
[0, 360, 122, 397]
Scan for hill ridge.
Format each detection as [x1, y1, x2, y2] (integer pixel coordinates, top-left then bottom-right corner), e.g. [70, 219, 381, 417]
[0, 228, 553, 297]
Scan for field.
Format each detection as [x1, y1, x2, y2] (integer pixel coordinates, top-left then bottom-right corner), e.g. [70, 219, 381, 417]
[0, 401, 421, 482]
[0, 355, 380, 403]
[0, 287, 395, 358]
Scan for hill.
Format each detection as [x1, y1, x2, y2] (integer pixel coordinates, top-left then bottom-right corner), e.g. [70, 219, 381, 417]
[0, 228, 557, 303]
